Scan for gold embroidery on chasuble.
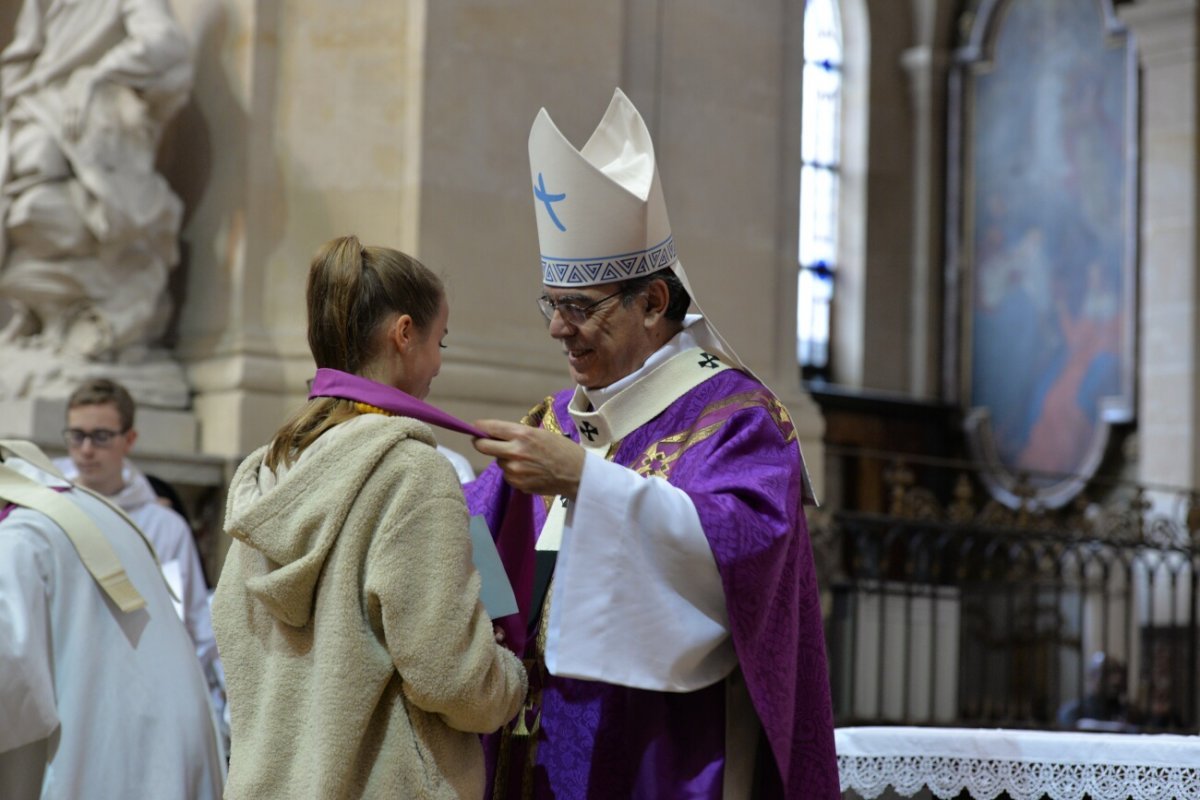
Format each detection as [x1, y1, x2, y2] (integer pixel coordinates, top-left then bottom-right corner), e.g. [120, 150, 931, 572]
[520, 396, 555, 429]
[630, 390, 796, 481]
[632, 430, 691, 480]
[764, 395, 798, 443]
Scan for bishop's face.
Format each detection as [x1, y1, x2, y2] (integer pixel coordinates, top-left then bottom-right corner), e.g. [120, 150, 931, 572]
[543, 282, 654, 390]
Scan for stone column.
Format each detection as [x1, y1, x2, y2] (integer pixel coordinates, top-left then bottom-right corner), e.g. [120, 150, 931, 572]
[1119, 0, 1200, 493]
[172, 0, 429, 458]
[900, 0, 956, 399]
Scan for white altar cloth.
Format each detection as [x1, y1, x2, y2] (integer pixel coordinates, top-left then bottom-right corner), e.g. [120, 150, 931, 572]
[837, 726, 1200, 800]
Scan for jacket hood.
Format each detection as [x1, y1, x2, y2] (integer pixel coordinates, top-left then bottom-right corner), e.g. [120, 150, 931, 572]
[224, 414, 436, 627]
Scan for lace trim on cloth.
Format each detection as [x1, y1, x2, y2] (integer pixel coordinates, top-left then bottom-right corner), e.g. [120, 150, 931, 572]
[839, 754, 1200, 800]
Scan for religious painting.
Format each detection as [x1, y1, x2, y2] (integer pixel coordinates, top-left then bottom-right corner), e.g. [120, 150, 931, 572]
[946, 0, 1137, 508]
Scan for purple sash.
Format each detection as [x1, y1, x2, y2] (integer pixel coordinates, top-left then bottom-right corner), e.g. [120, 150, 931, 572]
[308, 368, 488, 438]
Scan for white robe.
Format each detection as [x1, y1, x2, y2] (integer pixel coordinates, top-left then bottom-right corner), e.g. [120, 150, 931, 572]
[55, 458, 219, 677]
[0, 458, 224, 800]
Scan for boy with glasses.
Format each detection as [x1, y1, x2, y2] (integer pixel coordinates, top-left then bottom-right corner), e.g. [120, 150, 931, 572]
[58, 378, 223, 726]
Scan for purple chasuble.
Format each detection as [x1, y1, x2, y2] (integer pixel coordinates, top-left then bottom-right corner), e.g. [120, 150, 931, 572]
[465, 369, 839, 799]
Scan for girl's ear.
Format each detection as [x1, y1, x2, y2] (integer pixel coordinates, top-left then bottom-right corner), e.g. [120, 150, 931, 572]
[385, 313, 416, 354]
[397, 313, 416, 346]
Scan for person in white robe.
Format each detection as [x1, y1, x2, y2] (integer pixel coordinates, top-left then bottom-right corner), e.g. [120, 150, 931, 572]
[0, 440, 224, 800]
[56, 377, 226, 734]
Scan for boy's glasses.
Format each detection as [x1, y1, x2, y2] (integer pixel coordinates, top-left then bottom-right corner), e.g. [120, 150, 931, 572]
[62, 428, 126, 448]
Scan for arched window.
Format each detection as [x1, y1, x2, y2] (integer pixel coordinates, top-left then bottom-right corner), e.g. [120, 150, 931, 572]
[798, 0, 842, 382]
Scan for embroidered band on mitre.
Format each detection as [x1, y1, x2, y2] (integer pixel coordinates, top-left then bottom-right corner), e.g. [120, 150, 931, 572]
[528, 87, 748, 374]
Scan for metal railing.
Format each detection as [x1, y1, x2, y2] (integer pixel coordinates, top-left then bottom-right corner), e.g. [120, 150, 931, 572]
[810, 448, 1200, 733]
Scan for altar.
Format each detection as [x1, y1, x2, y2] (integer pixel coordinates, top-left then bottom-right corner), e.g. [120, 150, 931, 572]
[837, 726, 1200, 800]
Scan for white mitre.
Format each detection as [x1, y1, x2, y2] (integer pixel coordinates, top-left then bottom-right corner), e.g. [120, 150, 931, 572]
[527, 87, 746, 373]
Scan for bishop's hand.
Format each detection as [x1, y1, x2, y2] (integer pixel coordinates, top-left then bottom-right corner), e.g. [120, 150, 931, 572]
[473, 419, 585, 500]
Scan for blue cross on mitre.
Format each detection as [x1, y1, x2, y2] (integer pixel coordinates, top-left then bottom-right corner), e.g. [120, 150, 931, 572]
[534, 172, 567, 232]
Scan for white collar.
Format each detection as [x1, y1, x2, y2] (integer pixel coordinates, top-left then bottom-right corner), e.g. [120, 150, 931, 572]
[581, 317, 703, 408]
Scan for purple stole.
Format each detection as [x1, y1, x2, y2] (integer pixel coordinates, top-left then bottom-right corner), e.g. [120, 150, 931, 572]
[308, 368, 488, 438]
[465, 368, 839, 799]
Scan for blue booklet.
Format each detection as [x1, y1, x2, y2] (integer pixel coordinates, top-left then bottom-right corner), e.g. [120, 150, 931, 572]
[468, 514, 518, 619]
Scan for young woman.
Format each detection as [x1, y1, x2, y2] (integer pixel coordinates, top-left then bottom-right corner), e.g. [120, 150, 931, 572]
[213, 236, 526, 798]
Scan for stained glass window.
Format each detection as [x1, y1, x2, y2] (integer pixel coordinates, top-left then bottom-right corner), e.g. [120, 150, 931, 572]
[799, 0, 842, 381]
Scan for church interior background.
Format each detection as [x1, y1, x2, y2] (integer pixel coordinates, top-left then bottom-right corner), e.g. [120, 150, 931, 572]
[3, 0, 1200, 745]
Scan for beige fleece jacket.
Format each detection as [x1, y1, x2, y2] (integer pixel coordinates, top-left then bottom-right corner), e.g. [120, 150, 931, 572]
[212, 414, 526, 799]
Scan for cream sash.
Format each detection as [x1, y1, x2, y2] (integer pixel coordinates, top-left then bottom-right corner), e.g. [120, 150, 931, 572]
[0, 440, 151, 612]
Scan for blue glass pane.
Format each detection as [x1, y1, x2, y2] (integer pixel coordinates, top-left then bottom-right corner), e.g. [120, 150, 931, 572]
[798, 267, 833, 367]
[805, 0, 843, 66]
[799, 165, 839, 268]
[802, 64, 842, 165]
[800, 0, 842, 372]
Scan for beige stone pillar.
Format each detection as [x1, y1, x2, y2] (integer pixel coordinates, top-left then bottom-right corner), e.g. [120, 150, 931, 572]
[171, 0, 429, 458]
[856, 0, 918, 394]
[901, 0, 956, 399]
[1119, 0, 1200, 492]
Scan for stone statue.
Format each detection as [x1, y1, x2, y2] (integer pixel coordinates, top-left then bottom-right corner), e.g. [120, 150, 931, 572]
[0, 0, 193, 406]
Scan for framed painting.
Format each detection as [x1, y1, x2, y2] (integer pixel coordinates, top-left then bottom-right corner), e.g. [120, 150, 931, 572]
[945, 0, 1137, 508]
